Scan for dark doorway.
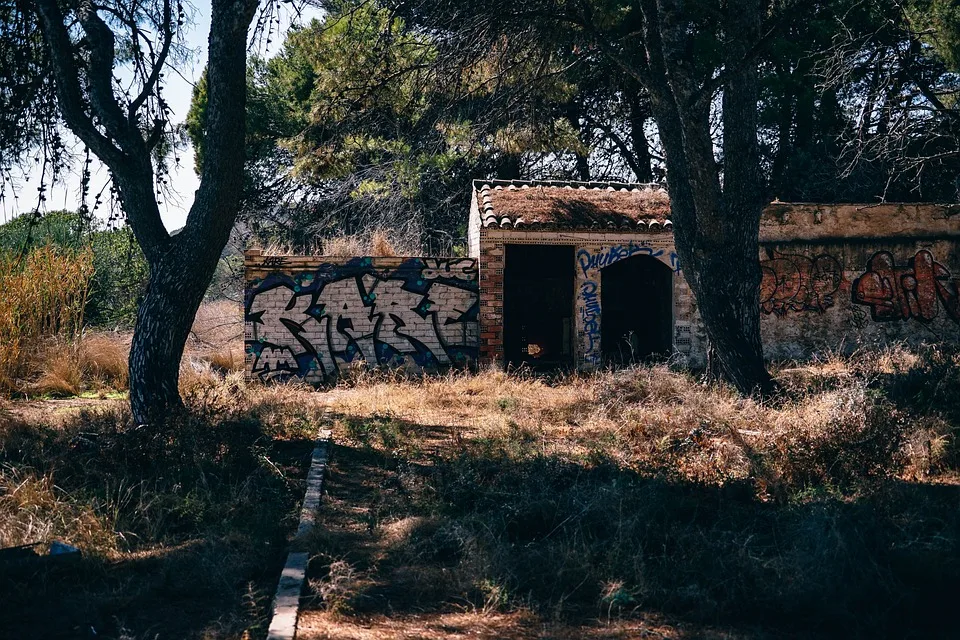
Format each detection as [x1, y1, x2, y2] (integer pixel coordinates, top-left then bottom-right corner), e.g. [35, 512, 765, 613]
[601, 256, 673, 363]
[504, 244, 575, 368]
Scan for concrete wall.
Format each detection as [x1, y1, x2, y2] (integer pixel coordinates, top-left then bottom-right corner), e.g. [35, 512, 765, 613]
[244, 252, 479, 382]
[759, 239, 960, 359]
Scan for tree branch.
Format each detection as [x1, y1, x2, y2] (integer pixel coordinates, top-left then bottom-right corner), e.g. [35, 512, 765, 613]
[76, 0, 135, 148]
[129, 0, 174, 120]
[34, 0, 125, 166]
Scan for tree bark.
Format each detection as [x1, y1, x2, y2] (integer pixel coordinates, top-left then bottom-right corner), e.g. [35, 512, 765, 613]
[631, 0, 773, 394]
[127, 0, 257, 423]
[128, 250, 212, 419]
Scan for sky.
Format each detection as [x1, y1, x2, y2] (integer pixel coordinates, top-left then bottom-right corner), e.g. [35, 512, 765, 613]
[1, 2, 321, 231]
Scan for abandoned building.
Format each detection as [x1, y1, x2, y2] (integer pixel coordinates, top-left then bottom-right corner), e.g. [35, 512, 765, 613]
[244, 179, 960, 382]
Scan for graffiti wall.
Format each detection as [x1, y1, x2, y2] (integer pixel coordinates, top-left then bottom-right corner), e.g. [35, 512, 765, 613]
[245, 253, 479, 382]
[474, 231, 957, 370]
[759, 241, 960, 359]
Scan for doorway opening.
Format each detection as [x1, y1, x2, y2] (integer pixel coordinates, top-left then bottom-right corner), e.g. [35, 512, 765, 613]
[601, 255, 673, 364]
[504, 244, 574, 369]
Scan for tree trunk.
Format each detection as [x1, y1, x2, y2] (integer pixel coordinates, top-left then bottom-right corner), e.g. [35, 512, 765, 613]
[126, 1, 256, 423]
[683, 233, 772, 392]
[128, 247, 219, 423]
[632, 0, 774, 395]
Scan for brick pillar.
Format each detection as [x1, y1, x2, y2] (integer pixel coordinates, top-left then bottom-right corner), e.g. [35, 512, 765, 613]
[478, 237, 504, 367]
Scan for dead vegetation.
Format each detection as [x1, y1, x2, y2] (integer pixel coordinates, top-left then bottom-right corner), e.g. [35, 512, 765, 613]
[0, 246, 94, 394]
[0, 375, 325, 638]
[2, 300, 245, 401]
[254, 229, 416, 258]
[1, 346, 958, 637]
[298, 346, 960, 638]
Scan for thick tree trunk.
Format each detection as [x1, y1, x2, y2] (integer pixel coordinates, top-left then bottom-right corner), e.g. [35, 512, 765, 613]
[682, 231, 772, 392]
[128, 247, 220, 423]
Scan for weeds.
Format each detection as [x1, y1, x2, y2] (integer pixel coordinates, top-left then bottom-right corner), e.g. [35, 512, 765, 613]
[0, 379, 322, 638]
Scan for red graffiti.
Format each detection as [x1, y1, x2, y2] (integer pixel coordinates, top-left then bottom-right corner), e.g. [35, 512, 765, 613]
[853, 250, 960, 323]
[760, 252, 843, 315]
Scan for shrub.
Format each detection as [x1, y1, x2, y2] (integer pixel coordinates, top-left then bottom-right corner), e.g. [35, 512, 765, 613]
[0, 211, 149, 328]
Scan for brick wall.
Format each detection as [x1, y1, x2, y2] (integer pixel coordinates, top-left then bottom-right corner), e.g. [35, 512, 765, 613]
[244, 252, 479, 382]
[475, 229, 702, 368]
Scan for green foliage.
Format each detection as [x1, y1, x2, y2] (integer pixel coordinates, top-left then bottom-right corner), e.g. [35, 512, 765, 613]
[907, 0, 960, 71]
[0, 211, 148, 327]
[187, 0, 606, 251]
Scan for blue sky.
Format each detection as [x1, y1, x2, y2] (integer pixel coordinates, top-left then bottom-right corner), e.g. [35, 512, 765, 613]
[2, 2, 320, 231]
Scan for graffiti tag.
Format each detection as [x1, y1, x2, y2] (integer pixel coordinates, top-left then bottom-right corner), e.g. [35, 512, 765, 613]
[262, 255, 288, 268]
[422, 258, 476, 281]
[853, 250, 960, 323]
[760, 252, 843, 316]
[580, 280, 601, 364]
[577, 243, 665, 276]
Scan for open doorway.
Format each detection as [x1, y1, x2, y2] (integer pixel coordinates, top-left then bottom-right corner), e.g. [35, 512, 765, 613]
[601, 255, 673, 364]
[504, 244, 574, 369]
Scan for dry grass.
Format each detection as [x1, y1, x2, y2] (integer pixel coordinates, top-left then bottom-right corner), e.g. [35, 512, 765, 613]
[187, 299, 245, 375]
[2, 345, 958, 637]
[300, 347, 960, 637]
[0, 246, 94, 395]
[0, 377, 324, 638]
[4, 300, 243, 399]
[322, 230, 407, 257]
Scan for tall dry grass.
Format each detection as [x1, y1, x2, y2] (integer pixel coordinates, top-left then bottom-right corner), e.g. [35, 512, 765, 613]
[0, 246, 94, 394]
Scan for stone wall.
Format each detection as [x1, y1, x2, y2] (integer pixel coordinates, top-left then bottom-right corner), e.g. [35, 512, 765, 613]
[244, 252, 479, 382]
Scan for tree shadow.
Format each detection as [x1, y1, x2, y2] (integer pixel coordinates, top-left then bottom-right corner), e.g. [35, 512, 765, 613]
[307, 418, 960, 640]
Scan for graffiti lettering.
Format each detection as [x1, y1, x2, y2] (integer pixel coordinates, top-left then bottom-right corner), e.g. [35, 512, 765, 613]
[853, 250, 960, 323]
[577, 243, 665, 276]
[246, 258, 479, 381]
[580, 280, 601, 364]
[421, 258, 476, 281]
[760, 252, 843, 315]
[262, 255, 288, 268]
[669, 252, 680, 273]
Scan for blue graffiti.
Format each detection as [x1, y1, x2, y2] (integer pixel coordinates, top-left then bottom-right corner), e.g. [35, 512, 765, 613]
[669, 252, 680, 272]
[246, 258, 479, 381]
[580, 280, 601, 364]
[577, 243, 665, 276]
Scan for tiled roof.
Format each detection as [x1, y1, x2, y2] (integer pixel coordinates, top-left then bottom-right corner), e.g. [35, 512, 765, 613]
[474, 179, 672, 231]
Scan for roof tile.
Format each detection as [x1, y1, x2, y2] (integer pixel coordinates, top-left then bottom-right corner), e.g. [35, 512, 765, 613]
[474, 179, 671, 231]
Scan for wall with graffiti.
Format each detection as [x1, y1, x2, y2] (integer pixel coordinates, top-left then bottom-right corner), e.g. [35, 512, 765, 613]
[759, 240, 960, 359]
[244, 253, 479, 382]
[574, 239, 683, 366]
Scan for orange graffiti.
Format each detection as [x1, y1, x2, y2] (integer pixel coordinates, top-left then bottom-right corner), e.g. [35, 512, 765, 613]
[853, 250, 960, 323]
